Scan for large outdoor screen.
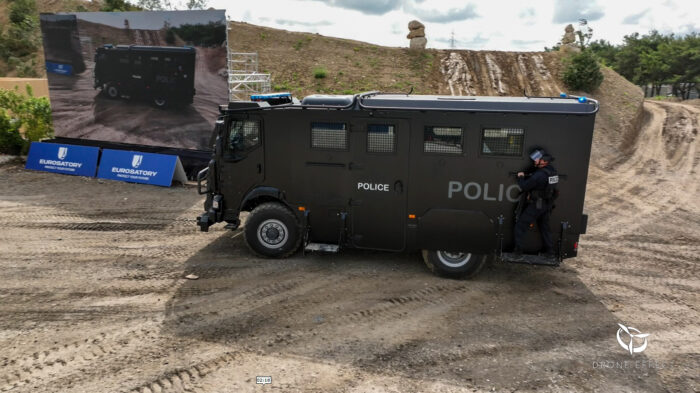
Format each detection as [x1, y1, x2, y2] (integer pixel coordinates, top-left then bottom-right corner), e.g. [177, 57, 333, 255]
[39, 10, 228, 151]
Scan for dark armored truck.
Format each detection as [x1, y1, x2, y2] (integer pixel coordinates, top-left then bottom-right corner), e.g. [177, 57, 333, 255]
[197, 92, 598, 277]
[93, 44, 196, 108]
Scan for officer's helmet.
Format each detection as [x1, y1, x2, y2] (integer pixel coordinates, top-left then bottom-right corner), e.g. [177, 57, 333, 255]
[529, 149, 544, 161]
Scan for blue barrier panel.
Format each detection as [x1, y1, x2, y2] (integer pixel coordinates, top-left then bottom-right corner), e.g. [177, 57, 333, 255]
[97, 149, 179, 187]
[46, 61, 73, 75]
[25, 142, 99, 177]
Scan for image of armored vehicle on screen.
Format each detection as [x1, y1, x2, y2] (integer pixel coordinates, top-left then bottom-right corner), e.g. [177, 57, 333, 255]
[93, 44, 196, 108]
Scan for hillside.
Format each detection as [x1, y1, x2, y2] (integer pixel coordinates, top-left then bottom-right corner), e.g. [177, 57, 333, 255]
[228, 21, 645, 168]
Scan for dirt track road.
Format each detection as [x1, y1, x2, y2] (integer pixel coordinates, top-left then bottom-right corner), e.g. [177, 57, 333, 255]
[0, 100, 698, 392]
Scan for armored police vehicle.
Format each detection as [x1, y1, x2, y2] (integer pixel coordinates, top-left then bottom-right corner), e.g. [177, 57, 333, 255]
[93, 44, 196, 108]
[197, 92, 598, 278]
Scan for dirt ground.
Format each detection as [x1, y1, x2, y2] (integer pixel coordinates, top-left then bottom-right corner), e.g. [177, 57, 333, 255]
[0, 100, 698, 393]
[47, 45, 227, 151]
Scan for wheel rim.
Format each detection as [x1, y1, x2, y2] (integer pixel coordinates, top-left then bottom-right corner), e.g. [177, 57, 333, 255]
[154, 97, 166, 106]
[436, 251, 473, 268]
[107, 86, 118, 97]
[256, 219, 288, 249]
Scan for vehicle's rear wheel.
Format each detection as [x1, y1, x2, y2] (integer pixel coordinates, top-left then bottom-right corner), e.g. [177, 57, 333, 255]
[244, 202, 301, 258]
[422, 250, 487, 278]
[106, 84, 119, 98]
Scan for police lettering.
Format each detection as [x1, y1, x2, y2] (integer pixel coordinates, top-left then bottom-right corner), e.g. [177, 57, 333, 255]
[448, 181, 520, 202]
[358, 182, 390, 192]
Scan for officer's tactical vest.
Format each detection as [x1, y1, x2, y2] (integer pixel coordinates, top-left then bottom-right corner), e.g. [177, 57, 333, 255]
[530, 166, 559, 204]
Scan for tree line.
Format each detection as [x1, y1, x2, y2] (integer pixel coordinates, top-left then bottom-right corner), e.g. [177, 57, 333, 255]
[588, 32, 699, 99]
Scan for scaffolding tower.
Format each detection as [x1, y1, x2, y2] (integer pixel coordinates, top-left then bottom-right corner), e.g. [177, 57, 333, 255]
[228, 52, 271, 101]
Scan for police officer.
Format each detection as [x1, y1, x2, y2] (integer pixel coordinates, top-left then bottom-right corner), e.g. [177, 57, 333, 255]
[513, 149, 558, 258]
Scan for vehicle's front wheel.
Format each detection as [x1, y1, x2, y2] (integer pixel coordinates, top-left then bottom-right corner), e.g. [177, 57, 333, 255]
[244, 202, 301, 258]
[153, 96, 167, 108]
[106, 84, 119, 98]
[422, 250, 487, 278]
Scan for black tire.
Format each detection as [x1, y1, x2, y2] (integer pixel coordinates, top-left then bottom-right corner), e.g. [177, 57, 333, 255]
[153, 95, 167, 108]
[244, 202, 301, 258]
[422, 250, 487, 279]
[106, 84, 119, 99]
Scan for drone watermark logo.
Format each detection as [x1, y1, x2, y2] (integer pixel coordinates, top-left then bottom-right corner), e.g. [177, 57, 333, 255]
[58, 147, 68, 160]
[616, 323, 649, 355]
[132, 154, 143, 168]
[592, 323, 663, 370]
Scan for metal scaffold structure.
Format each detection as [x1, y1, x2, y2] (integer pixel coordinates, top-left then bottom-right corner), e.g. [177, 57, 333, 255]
[228, 52, 271, 101]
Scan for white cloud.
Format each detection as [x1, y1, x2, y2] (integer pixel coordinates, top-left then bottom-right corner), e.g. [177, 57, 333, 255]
[214, 0, 699, 51]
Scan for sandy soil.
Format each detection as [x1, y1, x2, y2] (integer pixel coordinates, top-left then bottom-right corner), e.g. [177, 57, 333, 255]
[47, 46, 227, 151]
[0, 100, 698, 392]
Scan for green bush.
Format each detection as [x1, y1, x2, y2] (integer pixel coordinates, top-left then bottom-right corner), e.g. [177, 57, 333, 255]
[9, 0, 37, 25]
[0, 86, 53, 155]
[563, 50, 604, 92]
[0, 110, 24, 155]
[313, 67, 327, 79]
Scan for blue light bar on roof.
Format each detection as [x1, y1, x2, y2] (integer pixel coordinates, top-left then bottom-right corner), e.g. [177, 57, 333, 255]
[250, 92, 292, 101]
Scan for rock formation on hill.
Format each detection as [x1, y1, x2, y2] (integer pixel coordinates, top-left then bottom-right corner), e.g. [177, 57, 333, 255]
[559, 24, 581, 53]
[407, 20, 427, 49]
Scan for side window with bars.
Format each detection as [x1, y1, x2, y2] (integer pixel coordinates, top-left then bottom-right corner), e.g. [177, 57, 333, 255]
[481, 127, 524, 156]
[424, 126, 463, 154]
[311, 122, 348, 150]
[367, 124, 396, 153]
[229, 119, 261, 151]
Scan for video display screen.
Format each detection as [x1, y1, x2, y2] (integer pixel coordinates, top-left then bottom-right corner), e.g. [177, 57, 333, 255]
[39, 10, 228, 151]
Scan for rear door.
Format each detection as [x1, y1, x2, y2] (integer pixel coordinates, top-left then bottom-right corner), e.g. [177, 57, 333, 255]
[349, 118, 410, 251]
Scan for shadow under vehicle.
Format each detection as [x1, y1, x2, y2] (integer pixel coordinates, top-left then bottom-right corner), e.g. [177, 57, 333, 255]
[93, 44, 196, 108]
[197, 92, 598, 278]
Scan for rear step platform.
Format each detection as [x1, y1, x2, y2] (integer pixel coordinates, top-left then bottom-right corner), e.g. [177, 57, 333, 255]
[304, 243, 339, 253]
[501, 253, 560, 266]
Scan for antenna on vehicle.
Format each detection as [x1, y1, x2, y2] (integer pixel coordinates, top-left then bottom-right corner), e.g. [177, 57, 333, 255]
[406, 86, 414, 96]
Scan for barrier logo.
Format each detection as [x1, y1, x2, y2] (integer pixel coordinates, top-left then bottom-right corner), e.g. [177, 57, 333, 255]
[58, 147, 68, 160]
[132, 154, 143, 168]
[616, 323, 649, 355]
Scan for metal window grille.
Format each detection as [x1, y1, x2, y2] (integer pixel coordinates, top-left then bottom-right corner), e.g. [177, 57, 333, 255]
[311, 122, 348, 150]
[424, 126, 463, 154]
[481, 127, 524, 156]
[367, 124, 396, 153]
[230, 120, 260, 150]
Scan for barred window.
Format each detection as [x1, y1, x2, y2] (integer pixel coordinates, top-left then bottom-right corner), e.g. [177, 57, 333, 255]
[229, 119, 261, 151]
[424, 126, 463, 154]
[367, 124, 396, 153]
[481, 127, 524, 156]
[311, 122, 348, 150]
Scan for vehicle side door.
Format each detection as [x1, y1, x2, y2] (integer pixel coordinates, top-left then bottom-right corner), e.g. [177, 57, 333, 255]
[219, 115, 265, 210]
[349, 118, 410, 251]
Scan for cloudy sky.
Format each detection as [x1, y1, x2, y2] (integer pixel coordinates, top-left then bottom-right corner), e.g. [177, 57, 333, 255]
[212, 0, 699, 51]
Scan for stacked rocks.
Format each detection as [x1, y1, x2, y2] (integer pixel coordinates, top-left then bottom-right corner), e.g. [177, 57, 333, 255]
[407, 20, 427, 49]
[559, 24, 580, 53]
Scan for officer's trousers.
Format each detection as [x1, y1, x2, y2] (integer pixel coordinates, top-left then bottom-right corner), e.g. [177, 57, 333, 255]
[514, 203, 553, 252]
